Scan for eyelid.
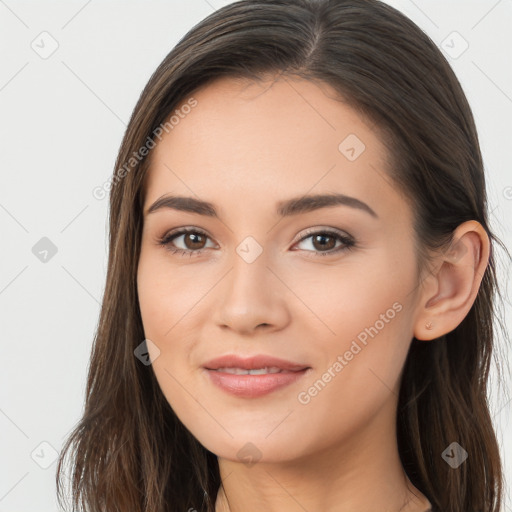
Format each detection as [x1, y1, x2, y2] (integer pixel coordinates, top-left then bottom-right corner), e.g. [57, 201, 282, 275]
[161, 225, 352, 241]
[158, 226, 218, 249]
[163, 226, 211, 240]
[292, 225, 353, 244]
[157, 225, 355, 257]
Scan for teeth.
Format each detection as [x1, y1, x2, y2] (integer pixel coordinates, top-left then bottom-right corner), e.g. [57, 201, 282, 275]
[216, 367, 283, 375]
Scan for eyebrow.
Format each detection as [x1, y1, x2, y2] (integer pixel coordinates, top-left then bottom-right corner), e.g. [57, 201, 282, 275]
[145, 192, 378, 219]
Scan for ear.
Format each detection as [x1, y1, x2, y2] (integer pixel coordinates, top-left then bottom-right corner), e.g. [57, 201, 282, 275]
[413, 220, 490, 341]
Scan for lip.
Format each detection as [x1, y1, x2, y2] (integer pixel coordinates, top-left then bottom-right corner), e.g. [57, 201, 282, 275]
[202, 354, 311, 398]
[203, 354, 310, 372]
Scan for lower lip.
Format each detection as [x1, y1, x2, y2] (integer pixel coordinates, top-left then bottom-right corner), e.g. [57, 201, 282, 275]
[204, 368, 310, 398]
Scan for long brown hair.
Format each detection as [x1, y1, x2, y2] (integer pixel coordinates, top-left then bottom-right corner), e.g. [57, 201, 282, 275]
[56, 1, 509, 510]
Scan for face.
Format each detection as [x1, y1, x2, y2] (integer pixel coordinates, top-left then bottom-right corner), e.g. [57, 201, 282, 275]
[137, 76, 424, 464]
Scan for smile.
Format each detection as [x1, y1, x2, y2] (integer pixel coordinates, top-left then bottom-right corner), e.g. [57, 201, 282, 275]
[204, 367, 310, 398]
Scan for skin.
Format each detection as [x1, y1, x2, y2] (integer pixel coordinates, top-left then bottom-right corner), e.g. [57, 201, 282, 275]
[136, 75, 490, 512]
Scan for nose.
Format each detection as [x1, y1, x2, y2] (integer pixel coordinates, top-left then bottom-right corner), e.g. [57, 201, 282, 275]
[212, 250, 291, 336]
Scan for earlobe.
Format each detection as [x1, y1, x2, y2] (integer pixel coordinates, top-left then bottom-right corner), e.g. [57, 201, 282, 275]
[413, 221, 490, 341]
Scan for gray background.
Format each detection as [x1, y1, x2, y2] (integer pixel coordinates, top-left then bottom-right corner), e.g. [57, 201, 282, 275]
[0, 0, 510, 510]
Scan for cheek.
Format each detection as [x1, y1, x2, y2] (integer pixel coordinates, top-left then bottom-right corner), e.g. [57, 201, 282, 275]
[137, 251, 201, 338]
[282, 250, 417, 346]
[287, 252, 417, 422]
[290, 302, 415, 457]
[136, 253, 207, 412]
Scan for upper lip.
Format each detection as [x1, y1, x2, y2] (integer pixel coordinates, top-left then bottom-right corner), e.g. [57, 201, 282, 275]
[203, 354, 310, 372]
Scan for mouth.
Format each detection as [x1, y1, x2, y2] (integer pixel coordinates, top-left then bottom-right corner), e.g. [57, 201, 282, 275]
[210, 366, 294, 375]
[203, 354, 310, 372]
[202, 354, 311, 398]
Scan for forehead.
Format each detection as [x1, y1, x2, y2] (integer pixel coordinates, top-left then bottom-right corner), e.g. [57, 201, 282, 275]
[143, 76, 402, 219]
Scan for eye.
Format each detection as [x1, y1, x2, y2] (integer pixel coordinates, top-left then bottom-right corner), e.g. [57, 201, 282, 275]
[156, 227, 356, 258]
[292, 228, 355, 257]
[157, 228, 216, 257]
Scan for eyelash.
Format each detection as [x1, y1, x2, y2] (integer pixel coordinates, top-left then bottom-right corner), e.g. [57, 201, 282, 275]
[156, 227, 356, 258]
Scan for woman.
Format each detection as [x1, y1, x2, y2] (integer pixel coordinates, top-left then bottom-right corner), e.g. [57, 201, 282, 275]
[56, 1, 507, 511]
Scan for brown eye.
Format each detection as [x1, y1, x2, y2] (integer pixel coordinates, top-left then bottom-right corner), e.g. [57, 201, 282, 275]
[158, 228, 216, 256]
[294, 229, 355, 257]
[182, 232, 207, 250]
[311, 233, 337, 251]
